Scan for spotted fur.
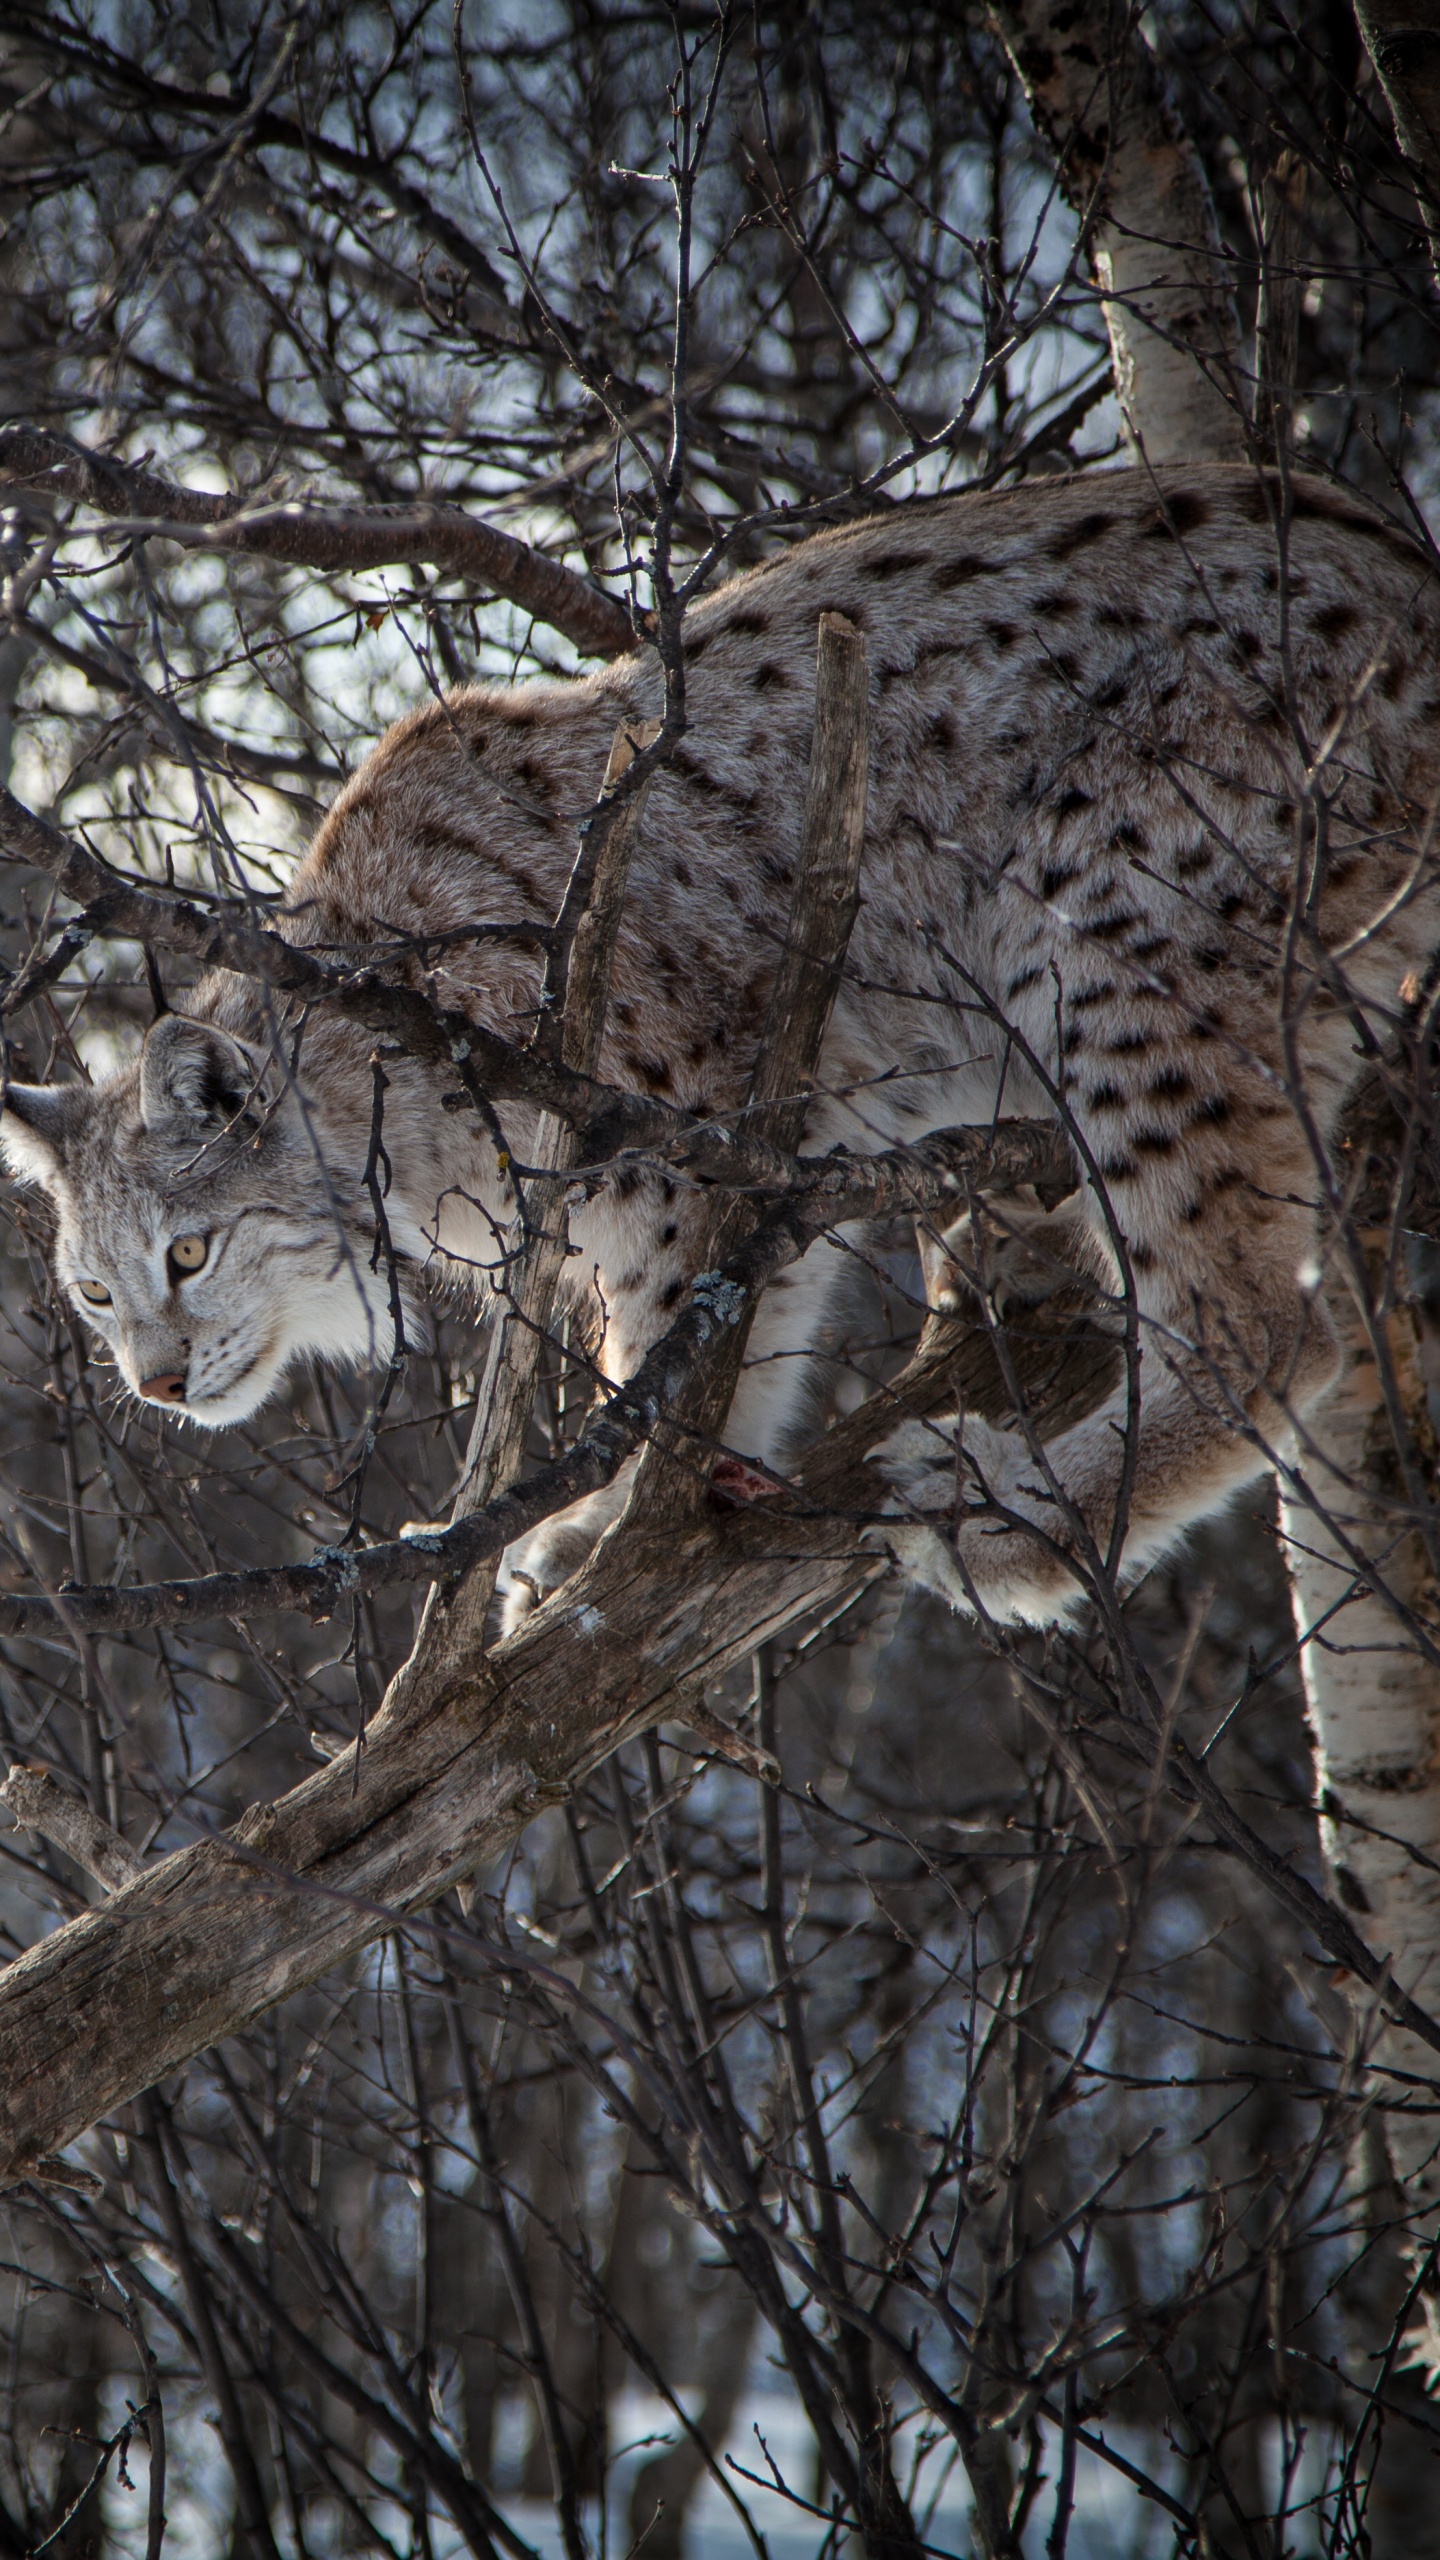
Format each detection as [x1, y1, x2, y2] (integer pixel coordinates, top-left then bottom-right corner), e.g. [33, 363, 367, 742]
[5, 465, 1439, 1622]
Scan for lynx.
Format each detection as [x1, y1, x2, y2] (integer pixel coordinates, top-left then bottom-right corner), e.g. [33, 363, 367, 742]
[4, 465, 1438, 1626]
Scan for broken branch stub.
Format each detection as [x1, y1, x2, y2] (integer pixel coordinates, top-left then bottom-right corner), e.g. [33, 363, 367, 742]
[0, 1767, 142, 1894]
[649, 608, 870, 1483]
[393, 718, 663, 1681]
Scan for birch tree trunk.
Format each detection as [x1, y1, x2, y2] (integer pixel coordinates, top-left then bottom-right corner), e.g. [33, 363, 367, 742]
[989, 0, 1245, 461]
[1278, 1278, 1440, 2217]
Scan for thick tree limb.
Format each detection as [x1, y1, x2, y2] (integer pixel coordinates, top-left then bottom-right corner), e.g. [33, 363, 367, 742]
[991, 0, 1244, 461]
[0, 1261, 1434, 2184]
[0, 426, 637, 660]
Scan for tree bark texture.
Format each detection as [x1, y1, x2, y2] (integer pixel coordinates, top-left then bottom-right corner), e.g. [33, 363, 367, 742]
[1280, 1276, 1440, 2211]
[990, 0, 1245, 461]
[1353, 0, 1440, 286]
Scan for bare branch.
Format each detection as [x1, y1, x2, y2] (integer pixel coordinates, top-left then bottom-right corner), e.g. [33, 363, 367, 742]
[0, 426, 638, 660]
[0, 1766, 142, 1892]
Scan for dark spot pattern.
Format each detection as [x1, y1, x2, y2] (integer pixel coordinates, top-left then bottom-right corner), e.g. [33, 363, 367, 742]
[1047, 509, 1115, 560]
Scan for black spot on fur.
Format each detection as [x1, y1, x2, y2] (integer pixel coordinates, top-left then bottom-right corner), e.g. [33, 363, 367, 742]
[1040, 861, 1082, 899]
[932, 553, 994, 588]
[671, 749, 724, 796]
[1054, 787, 1094, 819]
[1133, 1126, 1178, 1157]
[724, 608, 771, 637]
[1141, 490, 1211, 538]
[1047, 509, 1115, 561]
[752, 662, 790, 691]
[1150, 1065, 1190, 1099]
[626, 1053, 674, 1093]
[984, 620, 1018, 650]
[1006, 964, 1043, 998]
[660, 1277, 686, 1309]
[862, 549, 928, 578]
[929, 711, 956, 751]
[1313, 600, 1359, 642]
[1087, 1081, 1126, 1111]
[1032, 588, 1079, 619]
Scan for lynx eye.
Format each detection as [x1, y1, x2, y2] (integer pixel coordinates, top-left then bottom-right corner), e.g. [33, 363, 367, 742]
[168, 1233, 210, 1279]
[76, 1278, 112, 1308]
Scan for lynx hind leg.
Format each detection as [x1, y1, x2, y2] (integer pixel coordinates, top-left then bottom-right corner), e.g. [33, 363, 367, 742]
[877, 1198, 1336, 1624]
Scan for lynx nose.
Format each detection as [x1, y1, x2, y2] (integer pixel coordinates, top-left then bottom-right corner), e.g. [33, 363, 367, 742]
[138, 1370, 188, 1405]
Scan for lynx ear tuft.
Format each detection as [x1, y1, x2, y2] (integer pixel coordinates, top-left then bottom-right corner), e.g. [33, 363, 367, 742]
[139, 1016, 259, 1130]
[0, 1083, 88, 1186]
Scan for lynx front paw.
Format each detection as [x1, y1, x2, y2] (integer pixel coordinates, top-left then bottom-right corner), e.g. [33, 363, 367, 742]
[495, 1467, 639, 1641]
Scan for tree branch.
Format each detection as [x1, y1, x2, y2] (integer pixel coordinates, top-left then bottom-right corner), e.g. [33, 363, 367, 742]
[0, 780, 1075, 1196]
[0, 426, 637, 660]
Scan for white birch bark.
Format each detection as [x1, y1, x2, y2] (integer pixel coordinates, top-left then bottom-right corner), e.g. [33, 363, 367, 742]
[1279, 1277, 1440, 2213]
[990, 0, 1245, 461]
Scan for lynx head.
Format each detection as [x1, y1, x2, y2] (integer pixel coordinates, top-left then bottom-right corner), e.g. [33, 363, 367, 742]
[0, 1014, 398, 1426]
